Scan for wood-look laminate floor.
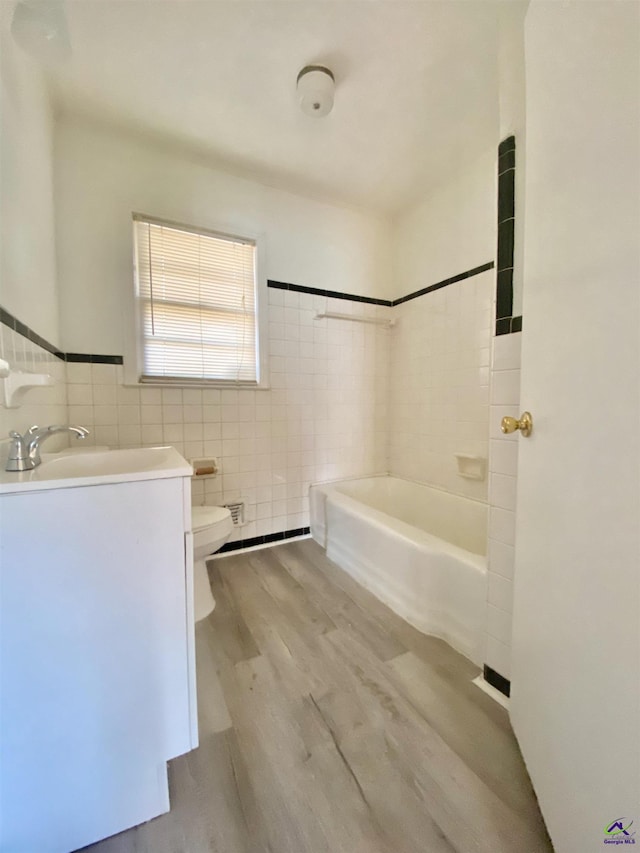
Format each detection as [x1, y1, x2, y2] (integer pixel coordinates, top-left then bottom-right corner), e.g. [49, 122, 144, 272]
[82, 539, 553, 853]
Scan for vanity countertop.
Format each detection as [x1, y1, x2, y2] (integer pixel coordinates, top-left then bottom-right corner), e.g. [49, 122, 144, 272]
[0, 446, 192, 495]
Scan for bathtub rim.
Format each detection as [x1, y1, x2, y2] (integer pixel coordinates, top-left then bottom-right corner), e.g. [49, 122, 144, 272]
[309, 472, 490, 510]
[310, 473, 489, 559]
[325, 489, 487, 568]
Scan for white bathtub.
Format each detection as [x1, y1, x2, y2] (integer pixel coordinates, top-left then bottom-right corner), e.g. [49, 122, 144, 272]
[310, 476, 488, 664]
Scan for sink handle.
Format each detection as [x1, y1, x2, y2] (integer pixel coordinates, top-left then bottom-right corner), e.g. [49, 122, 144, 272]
[6, 431, 33, 472]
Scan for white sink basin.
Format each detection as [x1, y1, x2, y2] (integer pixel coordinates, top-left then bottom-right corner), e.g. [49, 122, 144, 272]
[37, 448, 182, 479]
[0, 446, 193, 494]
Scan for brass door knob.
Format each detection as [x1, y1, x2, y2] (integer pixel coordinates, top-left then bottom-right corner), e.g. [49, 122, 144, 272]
[501, 412, 533, 437]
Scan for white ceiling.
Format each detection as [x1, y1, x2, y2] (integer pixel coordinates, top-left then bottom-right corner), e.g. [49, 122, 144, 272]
[46, 0, 500, 216]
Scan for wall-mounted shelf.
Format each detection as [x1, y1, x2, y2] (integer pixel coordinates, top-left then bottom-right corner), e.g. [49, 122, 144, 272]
[2, 369, 54, 409]
[190, 457, 219, 477]
[455, 453, 487, 481]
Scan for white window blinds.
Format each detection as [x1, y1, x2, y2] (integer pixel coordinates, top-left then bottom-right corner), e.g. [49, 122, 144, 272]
[133, 216, 259, 384]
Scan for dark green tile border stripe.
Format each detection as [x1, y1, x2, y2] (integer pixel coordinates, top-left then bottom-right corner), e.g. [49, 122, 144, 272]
[268, 280, 392, 306]
[0, 305, 64, 359]
[483, 664, 511, 698]
[391, 262, 494, 306]
[495, 134, 521, 336]
[4, 257, 497, 367]
[496, 315, 523, 336]
[498, 136, 516, 156]
[268, 262, 495, 310]
[65, 353, 124, 365]
[219, 526, 311, 553]
[498, 149, 515, 174]
[0, 305, 123, 364]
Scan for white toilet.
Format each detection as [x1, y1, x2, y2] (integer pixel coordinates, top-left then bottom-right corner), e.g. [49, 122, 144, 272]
[191, 505, 234, 622]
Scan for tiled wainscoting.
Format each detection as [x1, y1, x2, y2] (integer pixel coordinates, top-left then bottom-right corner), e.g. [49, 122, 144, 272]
[389, 269, 494, 502]
[65, 287, 390, 543]
[0, 323, 68, 460]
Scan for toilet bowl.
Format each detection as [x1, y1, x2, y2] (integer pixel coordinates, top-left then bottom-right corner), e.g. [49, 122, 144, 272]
[191, 505, 234, 622]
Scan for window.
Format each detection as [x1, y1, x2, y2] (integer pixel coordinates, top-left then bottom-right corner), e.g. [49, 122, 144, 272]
[132, 215, 263, 385]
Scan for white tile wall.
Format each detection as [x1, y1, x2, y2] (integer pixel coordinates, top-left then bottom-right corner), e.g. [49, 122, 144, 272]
[486, 604, 513, 645]
[485, 636, 512, 680]
[489, 472, 518, 510]
[488, 539, 516, 580]
[489, 439, 518, 476]
[68, 289, 390, 542]
[0, 325, 69, 464]
[490, 369, 521, 405]
[488, 572, 514, 613]
[388, 270, 494, 501]
[485, 330, 522, 679]
[489, 506, 516, 546]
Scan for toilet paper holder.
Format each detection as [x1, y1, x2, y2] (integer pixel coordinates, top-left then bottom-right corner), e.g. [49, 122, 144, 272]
[190, 457, 219, 477]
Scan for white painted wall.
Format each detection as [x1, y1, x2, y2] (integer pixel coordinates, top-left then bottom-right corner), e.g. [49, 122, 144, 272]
[511, 2, 640, 851]
[0, 10, 67, 458]
[391, 151, 496, 302]
[0, 13, 59, 343]
[54, 117, 391, 356]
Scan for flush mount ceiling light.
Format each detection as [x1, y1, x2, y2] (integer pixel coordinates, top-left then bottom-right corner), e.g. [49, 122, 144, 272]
[296, 65, 335, 117]
[11, 0, 71, 63]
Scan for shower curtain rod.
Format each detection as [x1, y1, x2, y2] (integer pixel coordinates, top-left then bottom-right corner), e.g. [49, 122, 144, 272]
[314, 312, 395, 328]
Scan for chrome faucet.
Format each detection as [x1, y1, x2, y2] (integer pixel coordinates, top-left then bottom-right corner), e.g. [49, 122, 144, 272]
[5, 425, 90, 472]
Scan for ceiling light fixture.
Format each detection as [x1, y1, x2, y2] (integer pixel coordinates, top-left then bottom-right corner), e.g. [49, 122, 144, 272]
[296, 65, 335, 117]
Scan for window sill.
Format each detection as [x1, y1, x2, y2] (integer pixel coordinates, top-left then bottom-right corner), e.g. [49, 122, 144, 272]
[122, 379, 271, 391]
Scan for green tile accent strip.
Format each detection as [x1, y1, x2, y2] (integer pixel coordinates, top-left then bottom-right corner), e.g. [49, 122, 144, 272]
[495, 135, 522, 337]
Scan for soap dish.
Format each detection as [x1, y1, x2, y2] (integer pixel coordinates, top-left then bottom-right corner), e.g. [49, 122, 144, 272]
[454, 454, 487, 481]
[2, 370, 54, 408]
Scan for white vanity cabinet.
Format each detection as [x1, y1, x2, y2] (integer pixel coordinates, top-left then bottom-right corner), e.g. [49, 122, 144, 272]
[0, 449, 197, 853]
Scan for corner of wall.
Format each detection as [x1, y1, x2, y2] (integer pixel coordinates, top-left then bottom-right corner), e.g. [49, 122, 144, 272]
[0, 26, 59, 345]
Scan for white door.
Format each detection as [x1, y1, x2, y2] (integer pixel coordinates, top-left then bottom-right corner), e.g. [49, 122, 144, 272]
[510, 3, 640, 853]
